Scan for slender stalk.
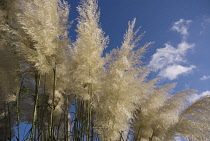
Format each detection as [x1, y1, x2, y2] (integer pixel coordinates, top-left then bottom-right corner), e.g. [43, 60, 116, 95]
[38, 74, 47, 140]
[63, 98, 66, 140]
[65, 96, 69, 141]
[73, 98, 77, 141]
[39, 76, 46, 141]
[79, 101, 82, 140]
[80, 100, 84, 140]
[56, 113, 63, 140]
[77, 100, 80, 140]
[87, 83, 93, 141]
[50, 67, 56, 140]
[68, 111, 71, 141]
[30, 71, 40, 140]
[16, 77, 25, 140]
[4, 102, 7, 140]
[7, 102, 12, 140]
[37, 100, 45, 140]
[87, 101, 90, 141]
[76, 99, 79, 140]
[39, 96, 46, 140]
[16, 94, 20, 141]
[82, 100, 86, 141]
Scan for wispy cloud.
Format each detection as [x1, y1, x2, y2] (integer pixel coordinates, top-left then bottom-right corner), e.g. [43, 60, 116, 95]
[200, 75, 210, 80]
[189, 91, 210, 103]
[159, 65, 195, 80]
[200, 16, 210, 34]
[149, 19, 195, 80]
[172, 19, 192, 38]
[203, 17, 210, 24]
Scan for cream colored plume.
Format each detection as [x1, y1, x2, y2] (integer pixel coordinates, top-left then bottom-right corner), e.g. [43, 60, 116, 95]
[94, 19, 155, 140]
[68, 0, 108, 100]
[17, 0, 69, 74]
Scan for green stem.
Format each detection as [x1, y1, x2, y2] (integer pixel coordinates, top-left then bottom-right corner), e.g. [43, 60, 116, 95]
[30, 71, 40, 140]
[39, 73, 46, 141]
[56, 113, 63, 140]
[64, 95, 69, 141]
[16, 77, 25, 140]
[50, 67, 56, 140]
[87, 83, 93, 141]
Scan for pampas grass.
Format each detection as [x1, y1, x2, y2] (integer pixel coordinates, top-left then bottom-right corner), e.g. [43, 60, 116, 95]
[0, 0, 209, 140]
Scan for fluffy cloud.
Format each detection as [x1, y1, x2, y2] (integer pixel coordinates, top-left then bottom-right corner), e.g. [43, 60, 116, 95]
[159, 65, 195, 80]
[189, 91, 210, 103]
[149, 42, 194, 69]
[172, 19, 192, 36]
[200, 75, 210, 80]
[149, 42, 195, 80]
[149, 19, 195, 80]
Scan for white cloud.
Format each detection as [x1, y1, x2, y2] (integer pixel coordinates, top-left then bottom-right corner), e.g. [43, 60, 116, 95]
[172, 19, 192, 36]
[159, 65, 196, 80]
[189, 91, 210, 103]
[149, 41, 195, 80]
[200, 75, 210, 80]
[149, 19, 195, 80]
[149, 42, 194, 70]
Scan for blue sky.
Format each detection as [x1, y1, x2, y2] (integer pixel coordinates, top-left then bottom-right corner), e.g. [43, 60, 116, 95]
[68, 0, 210, 100]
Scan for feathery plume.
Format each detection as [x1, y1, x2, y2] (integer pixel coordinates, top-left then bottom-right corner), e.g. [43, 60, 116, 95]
[16, 0, 69, 74]
[68, 0, 108, 100]
[94, 19, 155, 140]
